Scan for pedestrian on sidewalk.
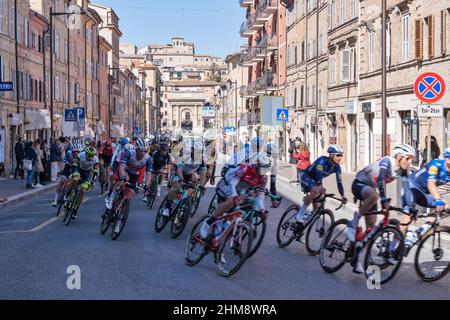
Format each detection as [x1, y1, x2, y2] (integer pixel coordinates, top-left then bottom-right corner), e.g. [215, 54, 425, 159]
[14, 137, 25, 180]
[288, 139, 299, 182]
[266, 139, 280, 208]
[33, 139, 44, 188]
[24, 141, 37, 189]
[293, 141, 311, 185]
[40, 140, 49, 184]
[421, 135, 440, 168]
[50, 138, 63, 182]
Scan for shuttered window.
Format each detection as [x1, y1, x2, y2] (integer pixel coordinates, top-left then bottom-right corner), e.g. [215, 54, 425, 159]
[342, 49, 350, 82]
[426, 16, 434, 58]
[441, 10, 446, 56]
[402, 15, 410, 62]
[415, 19, 423, 59]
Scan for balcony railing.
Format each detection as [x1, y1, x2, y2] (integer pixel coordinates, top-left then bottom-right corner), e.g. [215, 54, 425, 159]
[255, 71, 276, 92]
[240, 21, 253, 37]
[258, 0, 278, 14]
[256, 33, 268, 47]
[247, 47, 265, 62]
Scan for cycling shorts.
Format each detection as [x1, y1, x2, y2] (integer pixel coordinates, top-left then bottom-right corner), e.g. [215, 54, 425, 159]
[300, 173, 318, 193]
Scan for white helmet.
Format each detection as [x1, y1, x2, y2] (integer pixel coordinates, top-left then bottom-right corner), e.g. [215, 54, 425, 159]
[249, 152, 271, 168]
[327, 144, 344, 155]
[71, 143, 84, 153]
[124, 143, 135, 151]
[393, 144, 415, 158]
[135, 138, 149, 150]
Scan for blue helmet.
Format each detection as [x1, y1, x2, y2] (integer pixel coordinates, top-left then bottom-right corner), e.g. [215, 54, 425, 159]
[327, 144, 344, 155]
[119, 137, 129, 146]
[444, 148, 450, 159]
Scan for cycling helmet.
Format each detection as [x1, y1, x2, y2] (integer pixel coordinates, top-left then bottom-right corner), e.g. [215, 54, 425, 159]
[327, 144, 344, 155]
[393, 144, 415, 158]
[135, 138, 149, 150]
[124, 143, 135, 151]
[444, 148, 450, 159]
[119, 137, 129, 146]
[84, 138, 93, 147]
[71, 143, 84, 153]
[85, 146, 97, 157]
[72, 138, 82, 145]
[158, 143, 169, 151]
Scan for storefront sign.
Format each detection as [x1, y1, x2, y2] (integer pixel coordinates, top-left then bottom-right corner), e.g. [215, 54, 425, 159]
[345, 100, 357, 114]
[417, 104, 443, 118]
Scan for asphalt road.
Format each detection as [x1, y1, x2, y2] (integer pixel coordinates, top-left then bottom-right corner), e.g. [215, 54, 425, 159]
[0, 179, 449, 300]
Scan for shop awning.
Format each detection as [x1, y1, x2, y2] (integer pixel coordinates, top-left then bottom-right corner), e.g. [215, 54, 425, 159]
[25, 109, 50, 131]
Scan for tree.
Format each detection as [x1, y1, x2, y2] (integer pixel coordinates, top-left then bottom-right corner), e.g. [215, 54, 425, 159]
[207, 63, 222, 82]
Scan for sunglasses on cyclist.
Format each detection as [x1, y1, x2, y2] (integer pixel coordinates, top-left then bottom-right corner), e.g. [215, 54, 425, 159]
[334, 154, 343, 158]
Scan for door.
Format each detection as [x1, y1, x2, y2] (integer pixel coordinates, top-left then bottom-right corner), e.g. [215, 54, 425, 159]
[348, 115, 358, 172]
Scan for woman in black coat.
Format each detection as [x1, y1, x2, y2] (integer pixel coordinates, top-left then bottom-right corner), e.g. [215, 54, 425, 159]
[24, 142, 37, 189]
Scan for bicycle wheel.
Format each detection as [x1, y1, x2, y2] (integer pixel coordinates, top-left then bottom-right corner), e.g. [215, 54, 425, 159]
[216, 222, 252, 277]
[63, 190, 78, 226]
[100, 209, 114, 235]
[276, 205, 299, 248]
[112, 199, 130, 240]
[414, 227, 450, 282]
[190, 190, 201, 217]
[170, 199, 190, 239]
[364, 226, 405, 285]
[147, 179, 158, 210]
[319, 219, 352, 273]
[207, 193, 219, 216]
[185, 216, 209, 266]
[155, 196, 171, 233]
[56, 189, 67, 217]
[306, 209, 335, 256]
[247, 212, 267, 258]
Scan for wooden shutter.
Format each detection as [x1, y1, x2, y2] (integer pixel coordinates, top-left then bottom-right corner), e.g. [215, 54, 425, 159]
[427, 16, 434, 58]
[441, 10, 447, 55]
[415, 19, 423, 59]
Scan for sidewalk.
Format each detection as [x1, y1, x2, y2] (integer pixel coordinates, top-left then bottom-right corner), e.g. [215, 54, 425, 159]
[0, 178, 57, 209]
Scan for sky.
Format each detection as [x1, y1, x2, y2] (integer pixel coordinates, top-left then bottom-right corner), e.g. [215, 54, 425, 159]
[98, 0, 247, 58]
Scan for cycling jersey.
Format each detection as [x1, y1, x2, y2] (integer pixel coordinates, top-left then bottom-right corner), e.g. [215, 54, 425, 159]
[414, 159, 450, 190]
[218, 164, 267, 210]
[302, 156, 344, 195]
[78, 152, 99, 172]
[111, 145, 126, 165]
[355, 157, 403, 200]
[152, 150, 171, 171]
[176, 162, 206, 176]
[121, 150, 153, 175]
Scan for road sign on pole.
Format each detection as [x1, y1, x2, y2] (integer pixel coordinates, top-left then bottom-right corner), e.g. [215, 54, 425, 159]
[417, 104, 443, 118]
[64, 109, 77, 122]
[276, 108, 289, 122]
[414, 72, 446, 103]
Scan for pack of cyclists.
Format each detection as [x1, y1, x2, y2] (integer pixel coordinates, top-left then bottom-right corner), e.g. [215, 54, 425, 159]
[50, 133, 449, 282]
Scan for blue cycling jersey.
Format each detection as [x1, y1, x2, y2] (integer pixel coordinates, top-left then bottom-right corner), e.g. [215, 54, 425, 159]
[303, 156, 344, 195]
[414, 159, 450, 190]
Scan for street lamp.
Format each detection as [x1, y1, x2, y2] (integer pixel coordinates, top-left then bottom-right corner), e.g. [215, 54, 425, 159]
[49, 6, 86, 140]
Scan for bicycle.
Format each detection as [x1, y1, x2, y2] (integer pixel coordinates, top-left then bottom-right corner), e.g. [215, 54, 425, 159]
[63, 175, 91, 226]
[99, 162, 110, 195]
[189, 181, 205, 217]
[319, 205, 405, 285]
[398, 208, 450, 282]
[185, 208, 253, 277]
[145, 171, 164, 210]
[101, 182, 143, 240]
[155, 182, 201, 239]
[276, 194, 342, 255]
[55, 177, 73, 217]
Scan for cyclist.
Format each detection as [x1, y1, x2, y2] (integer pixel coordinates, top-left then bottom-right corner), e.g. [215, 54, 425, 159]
[98, 140, 114, 175]
[347, 144, 414, 273]
[199, 152, 271, 239]
[109, 138, 129, 187]
[69, 146, 100, 220]
[51, 143, 84, 207]
[404, 147, 450, 247]
[161, 139, 206, 217]
[105, 139, 153, 210]
[143, 142, 172, 203]
[294, 145, 348, 227]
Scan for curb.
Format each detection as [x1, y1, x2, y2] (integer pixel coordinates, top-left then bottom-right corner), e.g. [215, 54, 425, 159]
[0, 183, 58, 210]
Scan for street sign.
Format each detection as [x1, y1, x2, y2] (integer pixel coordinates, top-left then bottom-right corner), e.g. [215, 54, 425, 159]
[76, 107, 85, 120]
[417, 104, 443, 118]
[64, 109, 78, 122]
[276, 108, 289, 122]
[414, 72, 446, 103]
[224, 126, 236, 133]
[0, 82, 13, 91]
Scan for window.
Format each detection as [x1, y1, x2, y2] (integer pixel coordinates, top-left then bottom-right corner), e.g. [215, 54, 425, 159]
[300, 85, 304, 107]
[342, 49, 350, 82]
[329, 56, 336, 85]
[402, 15, 410, 61]
[64, 41, 68, 63]
[329, 0, 335, 29]
[54, 75, 60, 101]
[415, 19, 423, 59]
[426, 16, 434, 58]
[319, 33, 323, 55]
[340, 0, 346, 24]
[24, 19, 29, 47]
[8, 0, 13, 37]
[441, 10, 447, 56]
[369, 31, 375, 70]
[301, 40, 305, 61]
[350, 0, 356, 18]
[386, 24, 391, 66]
[16, 15, 21, 44]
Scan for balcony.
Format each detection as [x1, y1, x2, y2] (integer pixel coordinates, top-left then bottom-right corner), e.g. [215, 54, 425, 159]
[239, 52, 254, 67]
[248, 10, 270, 31]
[258, 0, 278, 14]
[248, 47, 265, 63]
[240, 21, 254, 37]
[239, 0, 253, 7]
[255, 33, 267, 47]
[255, 71, 276, 93]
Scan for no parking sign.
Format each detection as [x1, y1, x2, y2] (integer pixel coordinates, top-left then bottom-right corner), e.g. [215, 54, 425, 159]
[414, 72, 446, 103]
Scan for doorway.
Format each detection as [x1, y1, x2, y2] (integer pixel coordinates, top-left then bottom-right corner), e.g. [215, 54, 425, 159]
[348, 115, 358, 172]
